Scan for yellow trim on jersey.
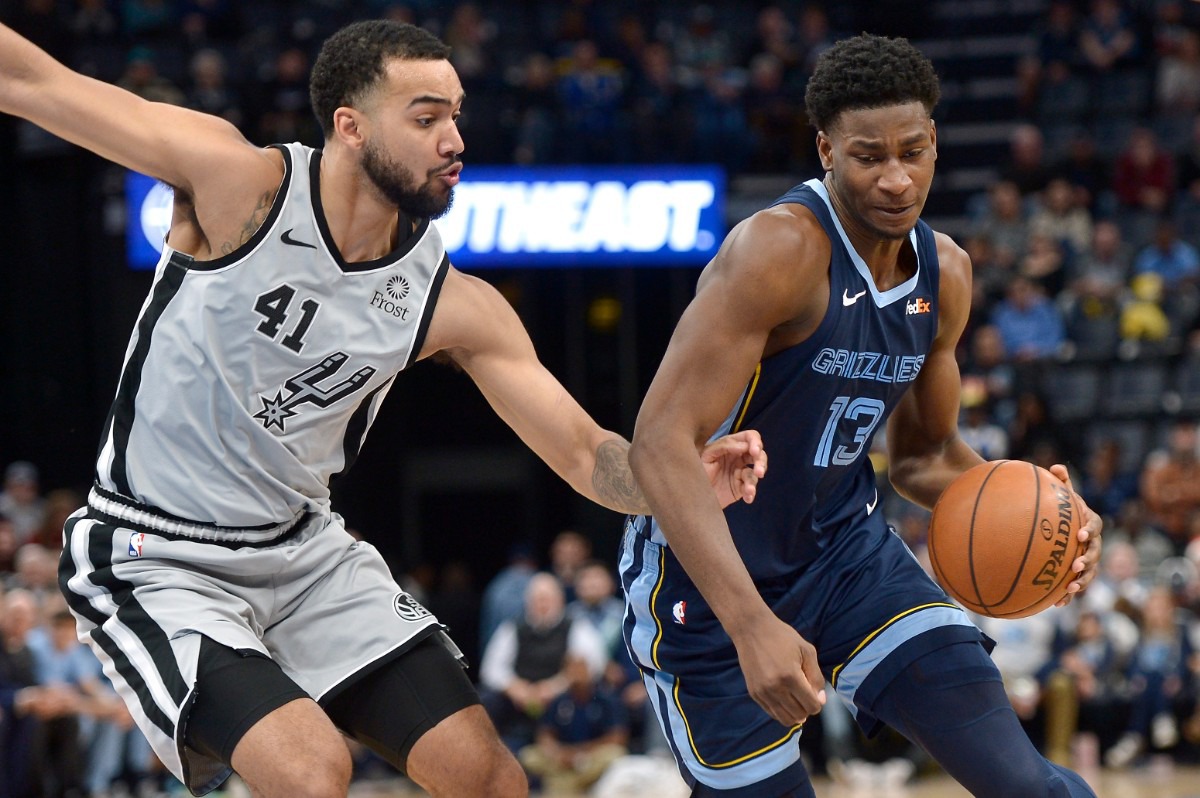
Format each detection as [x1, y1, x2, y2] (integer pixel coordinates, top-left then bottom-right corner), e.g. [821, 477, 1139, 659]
[830, 602, 960, 687]
[673, 677, 803, 768]
[731, 363, 762, 433]
[650, 546, 668, 669]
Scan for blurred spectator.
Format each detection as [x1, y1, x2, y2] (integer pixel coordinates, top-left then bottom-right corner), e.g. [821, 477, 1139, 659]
[969, 180, 1029, 271]
[960, 324, 1017, 428]
[68, 0, 119, 46]
[252, 46, 321, 147]
[1113, 126, 1176, 247]
[6, 544, 60, 604]
[1078, 0, 1142, 75]
[510, 51, 558, 164]
[1017, 0, 1082, 116]
[1000, 124, 1054, 197]
[671, 4, 732, 89]
[185, 47, 244, 130]
[1140, 421, 1200, 545]
[479, 572, 608, 751]
[1106, 586, 1194, 767]
[1052, 609, 1132, 764]
[549, 528, 592, 603]
[0, 515, 18, 576]
[116, 46, 186, 105]
[1066, 219, 1132, 308]
[480, 541, 539, 652]
[958, 391, 1009, 461]
[963, 234, 1011, 317]
[1008, 391, 1064, 464]
[121, 0, 179, 42]
[740, 5, 799, 76]
[29, 488, 82, 553]
[627, 42, 689, 164]
[567, 560, 624, 657]
[179, 0, 242, 46]
[744, 52, 802, 173]
[444, 2, 497, 87]
[0, 461, 46, 546]
[1133, 217, 1200, 290]
[1084, 538, 1152, 621]
[1079, 440, 1141, 522]
[689, 65, 751, 174]
[26, 609, 103, 797]
[1155, 29, 1200, 119]
[989, 274, 1066, 361]
[1018, 230, 1070, 298]
[796, 3, 837, 77]
[1113, 501, 1176, 602]
[1029, 176, 1094, 258]
[556, 39, 628, 163]
[1, 590, 78, 798]
[1053, 128, 1113, 216]
[517, 654, 629, 794]
[1176, 115, 1200, 251]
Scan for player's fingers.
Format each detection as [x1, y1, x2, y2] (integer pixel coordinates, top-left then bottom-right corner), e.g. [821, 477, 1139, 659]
[1048, 463, 1073, 490]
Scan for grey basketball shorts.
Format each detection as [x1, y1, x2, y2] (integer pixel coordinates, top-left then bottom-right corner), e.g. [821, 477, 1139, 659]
[59, 488, 458, 794]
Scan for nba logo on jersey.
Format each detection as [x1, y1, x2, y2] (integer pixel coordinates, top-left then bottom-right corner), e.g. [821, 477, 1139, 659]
[672, 600, 687, 625]
[393, 592, 432, 623]
[128, 532, 146, 558]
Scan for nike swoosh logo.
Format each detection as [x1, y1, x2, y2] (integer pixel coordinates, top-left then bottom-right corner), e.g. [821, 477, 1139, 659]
[866, 490, 878, 515]
[281, 228, 316, 249]
[842, 288, 867, 306]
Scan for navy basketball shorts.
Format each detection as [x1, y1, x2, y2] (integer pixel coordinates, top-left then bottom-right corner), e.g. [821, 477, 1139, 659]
[619, 519, 988, 794]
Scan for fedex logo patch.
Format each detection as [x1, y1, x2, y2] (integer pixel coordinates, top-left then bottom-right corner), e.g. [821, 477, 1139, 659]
[906, 297, 932, 315]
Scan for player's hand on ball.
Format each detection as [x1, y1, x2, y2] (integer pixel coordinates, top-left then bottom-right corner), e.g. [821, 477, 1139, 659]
[1048, 463, 1102, 607]
[701, 429, 768, 508]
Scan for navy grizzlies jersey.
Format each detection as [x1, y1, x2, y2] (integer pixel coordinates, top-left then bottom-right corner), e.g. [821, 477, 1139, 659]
[92, 143, 448, 535]
[632, 178, 940, 579]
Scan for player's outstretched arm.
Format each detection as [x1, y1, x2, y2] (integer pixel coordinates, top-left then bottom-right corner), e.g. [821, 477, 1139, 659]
[0, 23, 274, 200]
[418, 267, 765, 515]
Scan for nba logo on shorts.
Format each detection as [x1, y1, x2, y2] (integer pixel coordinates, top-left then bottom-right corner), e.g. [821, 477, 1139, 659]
[672, 600, 687, 625]
[393, 592, 432, 622]
[128, 532, 146, 558]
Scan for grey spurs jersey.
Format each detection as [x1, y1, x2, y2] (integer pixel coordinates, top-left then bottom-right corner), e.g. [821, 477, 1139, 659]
[93, 143, 448, 538]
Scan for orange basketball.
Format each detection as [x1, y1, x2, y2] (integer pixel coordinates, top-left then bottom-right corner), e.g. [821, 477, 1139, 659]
[927, 460, 1085, 619]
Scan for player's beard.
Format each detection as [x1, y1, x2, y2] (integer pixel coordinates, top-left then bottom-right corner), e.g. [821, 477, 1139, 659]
[362, 139, 455, 220]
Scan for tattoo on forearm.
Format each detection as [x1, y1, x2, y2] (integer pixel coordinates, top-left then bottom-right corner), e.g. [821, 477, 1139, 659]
[592, 438, 647, 513]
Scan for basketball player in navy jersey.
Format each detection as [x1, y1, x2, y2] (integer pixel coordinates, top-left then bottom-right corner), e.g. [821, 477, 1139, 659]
[0, 19, 768, 798]
[622, 34, 1102, 797]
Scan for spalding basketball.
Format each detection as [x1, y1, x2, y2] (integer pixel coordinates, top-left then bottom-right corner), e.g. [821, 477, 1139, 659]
[928, 460, 1085, 619]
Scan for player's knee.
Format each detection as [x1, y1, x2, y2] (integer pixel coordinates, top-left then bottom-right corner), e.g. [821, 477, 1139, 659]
[971, 764, 1092, 798]
[448, 747, 528, 798]
[276, 742, 352, 798]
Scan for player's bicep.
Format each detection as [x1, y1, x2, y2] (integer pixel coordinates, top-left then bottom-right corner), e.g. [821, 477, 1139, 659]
[638, 284, 771, 443]
[639, 213, 815, 444]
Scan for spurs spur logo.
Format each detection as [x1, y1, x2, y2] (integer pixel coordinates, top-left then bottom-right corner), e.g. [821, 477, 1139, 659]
[254, 352, 376, 431]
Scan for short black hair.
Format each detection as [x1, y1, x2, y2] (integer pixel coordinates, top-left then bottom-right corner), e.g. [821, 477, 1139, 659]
[804, 34, 940, 132]
[310, 20, 451, 139]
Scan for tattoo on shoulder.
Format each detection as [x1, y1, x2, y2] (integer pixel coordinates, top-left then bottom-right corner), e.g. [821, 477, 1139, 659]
[593, 438, 645, 510]
[220, 190, 275, 255]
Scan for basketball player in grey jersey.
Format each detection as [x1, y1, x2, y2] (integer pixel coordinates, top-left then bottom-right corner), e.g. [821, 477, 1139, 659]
[0, 20, 767, 798]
